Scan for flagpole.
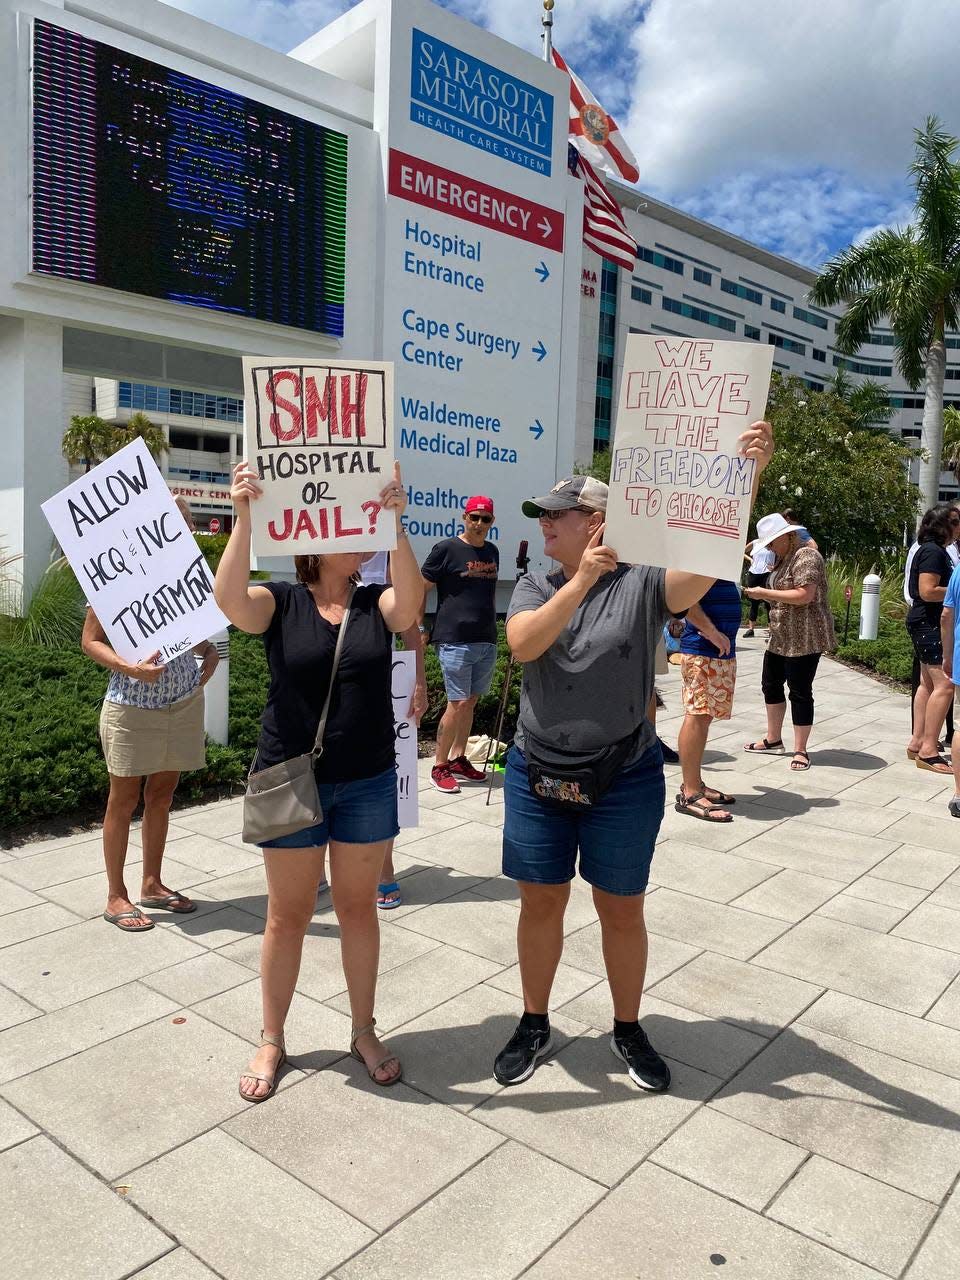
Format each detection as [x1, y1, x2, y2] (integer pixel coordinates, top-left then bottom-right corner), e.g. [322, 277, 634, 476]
[541, 0, 554, 62]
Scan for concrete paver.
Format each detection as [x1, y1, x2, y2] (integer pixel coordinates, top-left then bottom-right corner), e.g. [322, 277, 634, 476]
[4, 648, 960, 1278]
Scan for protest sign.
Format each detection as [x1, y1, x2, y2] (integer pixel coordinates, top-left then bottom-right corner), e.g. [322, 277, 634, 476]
[242, 357, 396, 556]
[41, 438, 228, 664]
[391, 650, 420, 829]
[604, 336, 773, 579]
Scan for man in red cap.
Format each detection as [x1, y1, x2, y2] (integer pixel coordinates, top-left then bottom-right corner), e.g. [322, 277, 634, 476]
[421, 495, 500, 792]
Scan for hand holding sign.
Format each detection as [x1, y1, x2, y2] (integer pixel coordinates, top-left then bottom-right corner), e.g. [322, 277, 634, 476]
[377, 461, 408, 530]
[230, 461, 263, 512]
[574, 525, 619, 591]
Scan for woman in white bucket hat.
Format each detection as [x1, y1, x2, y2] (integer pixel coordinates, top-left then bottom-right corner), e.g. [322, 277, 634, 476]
[743, 513, 834, 771]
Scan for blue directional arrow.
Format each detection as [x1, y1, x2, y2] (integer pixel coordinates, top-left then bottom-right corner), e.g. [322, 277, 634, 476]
[529, 419, 544, 441]
[535, 261, 550, 283]
[532, 340, 547, 362]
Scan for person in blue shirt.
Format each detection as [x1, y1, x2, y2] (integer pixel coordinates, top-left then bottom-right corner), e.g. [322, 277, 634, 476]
[675, 581, 742, 821]
[940, 564, 960, 816]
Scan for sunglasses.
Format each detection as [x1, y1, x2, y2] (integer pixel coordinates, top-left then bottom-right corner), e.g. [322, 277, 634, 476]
[537, 506, 591, 521]
[466, 513, 494, 524]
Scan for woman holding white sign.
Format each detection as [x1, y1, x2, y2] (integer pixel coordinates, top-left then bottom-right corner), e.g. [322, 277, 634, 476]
[215, 460, 421, 1101]
[493, 421, 773, 1093]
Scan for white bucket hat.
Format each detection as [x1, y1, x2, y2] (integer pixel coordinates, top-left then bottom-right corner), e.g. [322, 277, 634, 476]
[752, 512, 804, 551]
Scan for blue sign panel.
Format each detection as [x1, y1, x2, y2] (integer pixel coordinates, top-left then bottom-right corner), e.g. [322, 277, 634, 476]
[409, 29, 553, 177]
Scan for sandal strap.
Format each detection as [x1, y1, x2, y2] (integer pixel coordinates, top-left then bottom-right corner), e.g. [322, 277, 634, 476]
[259, 1030, 285, 1050]
[368, 1053, 400, 1078]
[350, 1020, 376, 1051]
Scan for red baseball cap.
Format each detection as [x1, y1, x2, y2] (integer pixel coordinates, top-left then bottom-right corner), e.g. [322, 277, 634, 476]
[465, 495, 494, 516]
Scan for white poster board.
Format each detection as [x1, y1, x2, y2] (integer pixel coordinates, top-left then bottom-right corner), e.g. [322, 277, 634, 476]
[391, 650, 420, 829]
[41, 438, 228, 663]
[242, 357, 396, 557]
[605, 336, 774, 580]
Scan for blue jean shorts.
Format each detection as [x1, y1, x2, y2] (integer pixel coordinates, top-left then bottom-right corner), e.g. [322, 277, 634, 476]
[258, 766, 399, 849]
[438, 642, 497, 700]
[502, 742, 665, 896]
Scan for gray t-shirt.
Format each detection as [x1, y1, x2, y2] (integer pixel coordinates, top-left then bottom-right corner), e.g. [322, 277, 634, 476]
[507, 564, 668, 766]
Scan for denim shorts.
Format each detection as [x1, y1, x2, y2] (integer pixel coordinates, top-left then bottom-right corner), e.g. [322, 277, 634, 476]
[438, 642, 497, 700]
[502, 742, 665, 896]
[258, 766, 399, 849]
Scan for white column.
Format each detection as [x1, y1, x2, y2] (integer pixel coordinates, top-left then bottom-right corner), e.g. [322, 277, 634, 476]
[0, 316, 65, 601]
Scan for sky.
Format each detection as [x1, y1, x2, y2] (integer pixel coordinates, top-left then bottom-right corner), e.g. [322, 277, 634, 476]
[165, 0, 959, 267]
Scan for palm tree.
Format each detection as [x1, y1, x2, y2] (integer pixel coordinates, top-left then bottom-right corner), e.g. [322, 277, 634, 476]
[942, 404, 960, 482]
[117, 411, 168, 459]
[61, 414, 113, 473]
[830, 369, 894, 431]
[811, 116, 960, 511]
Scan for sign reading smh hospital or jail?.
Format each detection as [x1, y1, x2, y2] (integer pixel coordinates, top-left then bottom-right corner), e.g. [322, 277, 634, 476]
[242, 357, 396, 557]
[41, 438, 228, 664]
[605, 336, 774, 580]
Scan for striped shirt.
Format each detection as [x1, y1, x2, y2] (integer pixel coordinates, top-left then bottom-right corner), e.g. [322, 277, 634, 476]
[105, 652, 200, 709]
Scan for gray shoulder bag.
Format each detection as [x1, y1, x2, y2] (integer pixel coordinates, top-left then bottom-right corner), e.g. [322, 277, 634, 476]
[241, 586, 355, 845]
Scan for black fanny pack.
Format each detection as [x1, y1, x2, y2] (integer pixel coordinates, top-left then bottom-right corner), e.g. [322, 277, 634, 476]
[525, 726, 642, 811]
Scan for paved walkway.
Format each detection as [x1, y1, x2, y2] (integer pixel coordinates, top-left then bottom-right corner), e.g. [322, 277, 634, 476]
[3, 642, 960, 1278]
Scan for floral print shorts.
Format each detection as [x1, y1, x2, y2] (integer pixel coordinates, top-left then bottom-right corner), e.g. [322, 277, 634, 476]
[679, 655, 737, 720]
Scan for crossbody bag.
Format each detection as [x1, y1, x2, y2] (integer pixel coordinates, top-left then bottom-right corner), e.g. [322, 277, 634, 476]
[524, 724, 642, 812]
[241, 586, 355, 844]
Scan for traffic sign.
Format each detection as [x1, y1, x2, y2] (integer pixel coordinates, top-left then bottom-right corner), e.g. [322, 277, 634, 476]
[844, 585, 852, 602]
[209, 517, 221, 534]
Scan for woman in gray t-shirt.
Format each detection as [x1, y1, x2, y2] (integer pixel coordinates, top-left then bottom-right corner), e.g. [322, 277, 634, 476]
[492, 421, 773, 1095]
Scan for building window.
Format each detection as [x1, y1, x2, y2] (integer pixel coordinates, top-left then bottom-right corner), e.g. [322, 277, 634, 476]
[116, 381, 244, 423]
[903, 427, 921, 439]
[770, 298, 786, 314]
[833, 355, 893, 377]
[693, 267, 712, 286]
[890, 396, 925, 409]
[868, 332, 898, 346]
[594, 264, 619, 450]
[767, 333, 806, 356]
[793, 306, 829, 330]
[720, 279, 762, 305]
[745, 325, 761, 340]
[631, 285, 652, 305]
[812, 348, 826, 362]
[662, 296, 736, 332]
[802, 378, 825, 392]
[637, 245, 684, 275]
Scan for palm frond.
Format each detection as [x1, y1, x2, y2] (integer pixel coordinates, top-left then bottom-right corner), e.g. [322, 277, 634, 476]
[911, 116, 960, 266]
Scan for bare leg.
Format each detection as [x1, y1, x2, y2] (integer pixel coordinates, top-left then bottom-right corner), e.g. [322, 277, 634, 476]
[140, 771, 188, 902]
[240, 845, 325, 1100]
[909, 668, 933, 753]
[921, 666, 954, 758]
[377, 840, 400, 906]
[435, 700, 466, 766]
[450, 695, 479, 759]
[766, 701, 787, 743]
[678, 712, 730, 817]
[329, 837, 400, 1083]
[516, 881, 570, 1012]
[594, 888, 648, 1021]
[103, 775, 148, 928]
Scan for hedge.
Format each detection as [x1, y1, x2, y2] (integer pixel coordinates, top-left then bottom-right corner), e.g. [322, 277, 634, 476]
[0, 623, 521, 832]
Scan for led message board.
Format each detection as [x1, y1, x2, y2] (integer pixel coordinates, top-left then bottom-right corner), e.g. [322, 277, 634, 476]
[31, 19, 348, 336]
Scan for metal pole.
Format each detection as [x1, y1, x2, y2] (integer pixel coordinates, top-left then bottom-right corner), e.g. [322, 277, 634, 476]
[541, 0, 554, 62]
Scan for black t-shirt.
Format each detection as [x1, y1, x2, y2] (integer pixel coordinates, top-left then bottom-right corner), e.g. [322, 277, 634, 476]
[907, 542, 953, 626]
[422, 537, 499, 644]
[256, 581, 395, 783]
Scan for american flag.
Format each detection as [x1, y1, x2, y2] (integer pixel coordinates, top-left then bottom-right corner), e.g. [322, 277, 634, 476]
[569, 145, 638, 272]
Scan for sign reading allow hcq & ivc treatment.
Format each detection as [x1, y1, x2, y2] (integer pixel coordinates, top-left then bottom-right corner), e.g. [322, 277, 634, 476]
[604, 336, 774, 580]
[41, 438, 228, 664]
[242, 357, 396, 558]
[391, 651, 420, 829]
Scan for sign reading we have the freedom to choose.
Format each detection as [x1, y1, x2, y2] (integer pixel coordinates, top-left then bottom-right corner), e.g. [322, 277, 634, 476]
[41, 438, 228, 664]
[242, 358, 395, 558]
[604, 336, 774, 581]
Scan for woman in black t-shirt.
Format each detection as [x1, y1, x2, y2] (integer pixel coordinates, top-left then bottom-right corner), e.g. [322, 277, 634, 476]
[215, 461, 422, 1100]
[906, 506, 955, 773]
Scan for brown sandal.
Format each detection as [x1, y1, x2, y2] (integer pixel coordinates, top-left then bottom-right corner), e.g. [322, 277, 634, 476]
[239, 1031, 286, 1103]
[350, 1019, 402, 1086]
[675, 788, 733, 823]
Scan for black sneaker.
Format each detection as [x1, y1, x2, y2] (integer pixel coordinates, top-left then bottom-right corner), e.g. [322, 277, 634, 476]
[493, 1020, 553, 1085]
[611, 1026, 671, 1092]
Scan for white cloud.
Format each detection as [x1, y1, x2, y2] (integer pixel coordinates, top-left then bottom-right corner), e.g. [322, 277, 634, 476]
[163, 0, 348, 51]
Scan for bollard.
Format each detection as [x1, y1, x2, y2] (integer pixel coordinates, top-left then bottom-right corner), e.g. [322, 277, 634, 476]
[203, 630, 231, 745]
[858, 574, 881, 641]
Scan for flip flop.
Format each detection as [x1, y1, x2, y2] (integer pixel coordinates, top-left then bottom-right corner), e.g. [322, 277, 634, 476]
[917, 754, 952, 774]
[377, 881, 403, 910]
[103, 908, 154, 932]
[744, 738, 785, 753]
[138, 892, 197, 914]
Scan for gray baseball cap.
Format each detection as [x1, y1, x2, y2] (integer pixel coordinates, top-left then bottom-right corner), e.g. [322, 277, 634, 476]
[521, 475, 608, 518]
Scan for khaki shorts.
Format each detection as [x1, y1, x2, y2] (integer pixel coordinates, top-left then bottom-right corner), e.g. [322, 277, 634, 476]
[99, 688, 206, 777]
[679, 655, 737, 720]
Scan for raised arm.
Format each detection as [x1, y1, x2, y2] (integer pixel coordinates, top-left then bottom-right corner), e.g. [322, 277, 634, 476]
[665, 419, 773, 614]
[379, 463, 423, 633]
[506, 527, 617, 663]
[213, 462, 277, 635]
